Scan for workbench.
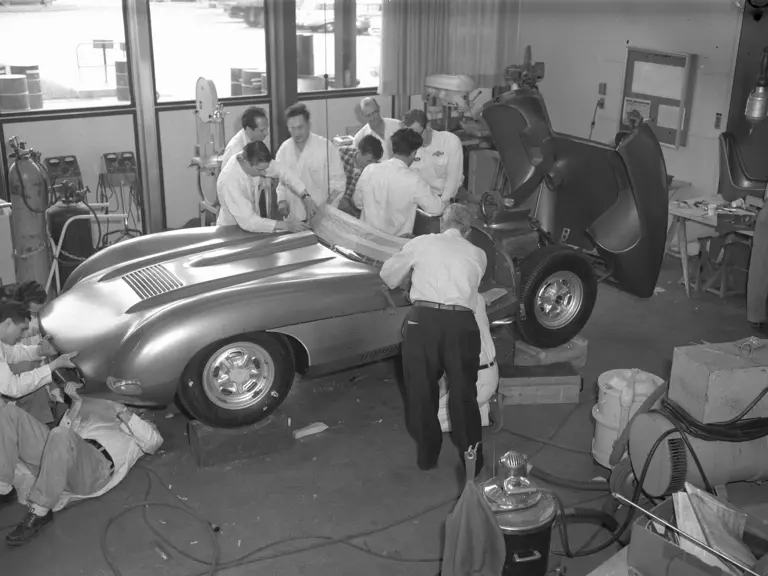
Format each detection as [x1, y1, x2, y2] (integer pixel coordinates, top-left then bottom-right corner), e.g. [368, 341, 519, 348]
[667, 199, 753, 298]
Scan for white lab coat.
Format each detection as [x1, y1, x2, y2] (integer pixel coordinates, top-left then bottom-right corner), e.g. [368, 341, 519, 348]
[352, 118, 403, 160]
[411, 130, 464, 202]
[275, 133, 346, 221]
[353, 158, 444, 237]
[219, 129, 251, 170]
[216, 156, 306, 233]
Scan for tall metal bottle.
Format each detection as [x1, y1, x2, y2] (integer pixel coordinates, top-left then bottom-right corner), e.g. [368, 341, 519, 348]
[7, 137, 52, 287]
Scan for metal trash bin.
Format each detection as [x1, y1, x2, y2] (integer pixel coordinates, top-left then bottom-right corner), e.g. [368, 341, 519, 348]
[479, 451, 557, 576]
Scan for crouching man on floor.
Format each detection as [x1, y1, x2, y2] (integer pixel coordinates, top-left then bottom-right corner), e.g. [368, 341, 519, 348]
[0, 382, 163, 546]
[437, 292, 499, 432]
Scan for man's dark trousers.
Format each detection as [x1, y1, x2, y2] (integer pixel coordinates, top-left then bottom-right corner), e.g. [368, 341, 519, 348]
[401, 305, 482, 470]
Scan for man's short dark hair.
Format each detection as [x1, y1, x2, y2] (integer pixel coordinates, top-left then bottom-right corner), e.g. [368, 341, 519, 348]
[285, 103, 310, 122]
[242, 106, 268, 130]
[402, 109, 428, 128]
[2, 280, 47, 306]
[0, 300, 31, 325]
[391, 128, 423, 157]
[358, 135, 384, 160]
[243, 141, 274, 165]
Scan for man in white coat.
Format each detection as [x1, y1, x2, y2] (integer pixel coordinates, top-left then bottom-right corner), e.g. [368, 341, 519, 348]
[217, 141, 310, 234]
[220, 106, 270, 169]
[275, 103, 346, 222]
[402, 108, 465, 203]
[352, 97, 402, 160]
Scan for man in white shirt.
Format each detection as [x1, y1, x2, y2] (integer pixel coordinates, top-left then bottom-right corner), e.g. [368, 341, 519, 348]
[0, 300, 78, 401]
[402, 109, 465, 203]
[380, 204, 487, 475]
[352, 97, 402, 160]
[353, 128, 445, 237]
[217, 140, 311, 234]
[220, 106, 270, 169]
[0, 381, 162, 545]
[275, 103, 346, 222]
[437, 295, 498, 431]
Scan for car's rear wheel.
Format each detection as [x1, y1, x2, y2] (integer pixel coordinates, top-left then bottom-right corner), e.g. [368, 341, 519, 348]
[179, 333, 295, 428]
[517, 245, 597, 349]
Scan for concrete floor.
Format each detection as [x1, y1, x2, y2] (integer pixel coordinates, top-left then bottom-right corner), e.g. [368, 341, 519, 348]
[0, 258, 760, 576]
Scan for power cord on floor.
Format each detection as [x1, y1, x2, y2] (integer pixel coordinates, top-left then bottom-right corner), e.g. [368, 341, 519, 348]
[100, 464, 613, 576]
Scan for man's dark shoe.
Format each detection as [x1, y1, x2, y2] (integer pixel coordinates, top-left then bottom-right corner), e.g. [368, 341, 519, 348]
[0, 488, 17, 509]
[6, 510, 53, 546]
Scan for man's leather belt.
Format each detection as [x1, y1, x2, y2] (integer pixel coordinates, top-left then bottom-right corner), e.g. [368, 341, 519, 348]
[479, 360, 496, 371]
[412, 300, 472, 313]
[85, 439, 115, 474]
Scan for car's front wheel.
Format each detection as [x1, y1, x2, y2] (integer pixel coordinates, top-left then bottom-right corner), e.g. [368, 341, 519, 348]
[517, 245, 598, 349]
[179, 333, 295, 428]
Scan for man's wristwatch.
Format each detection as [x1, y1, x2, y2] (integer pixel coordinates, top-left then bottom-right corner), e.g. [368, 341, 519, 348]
[301, 192, 311, 200]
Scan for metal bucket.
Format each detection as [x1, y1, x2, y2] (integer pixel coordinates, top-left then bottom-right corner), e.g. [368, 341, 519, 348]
[10, 65, 42, 109]
[115, 60, 130, 102]
[0, 74, 30, 113]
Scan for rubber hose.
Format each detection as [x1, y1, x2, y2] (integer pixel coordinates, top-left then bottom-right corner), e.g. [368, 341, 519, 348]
[562, 508, 620, 533]
[608, 382, 668, 467]
[530, 466, 609, 492]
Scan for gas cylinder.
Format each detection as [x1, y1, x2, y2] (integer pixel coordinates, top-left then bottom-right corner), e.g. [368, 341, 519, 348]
[47, 199, 95, 288]
[7, 137, 52, 288]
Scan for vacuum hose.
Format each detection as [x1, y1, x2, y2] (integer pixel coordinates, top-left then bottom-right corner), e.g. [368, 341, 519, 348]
[529, 466, 609, 492]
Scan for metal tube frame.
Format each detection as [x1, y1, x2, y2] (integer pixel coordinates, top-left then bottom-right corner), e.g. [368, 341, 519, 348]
[46, 212, 129, 294]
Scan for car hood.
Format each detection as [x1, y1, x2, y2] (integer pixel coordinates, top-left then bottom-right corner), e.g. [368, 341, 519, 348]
[40, 230, 377, 363]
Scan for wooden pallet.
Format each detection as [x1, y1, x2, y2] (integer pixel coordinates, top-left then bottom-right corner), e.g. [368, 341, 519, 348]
[498, 362, 583, 405]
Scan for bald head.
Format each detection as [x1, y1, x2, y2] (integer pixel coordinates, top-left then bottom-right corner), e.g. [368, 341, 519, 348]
[360, 97, 381, 124]
[440, 204, 474, 236]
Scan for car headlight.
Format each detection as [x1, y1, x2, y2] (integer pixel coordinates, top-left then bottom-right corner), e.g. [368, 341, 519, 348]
[106, 377, 144, 395]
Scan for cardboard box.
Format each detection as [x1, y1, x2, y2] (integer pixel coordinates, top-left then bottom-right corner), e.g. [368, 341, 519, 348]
[627, 499, 768, 576]
[668, 338, 768, 423]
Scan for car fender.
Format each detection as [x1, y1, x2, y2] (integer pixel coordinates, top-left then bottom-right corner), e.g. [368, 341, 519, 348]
[108, 274, 393, 398]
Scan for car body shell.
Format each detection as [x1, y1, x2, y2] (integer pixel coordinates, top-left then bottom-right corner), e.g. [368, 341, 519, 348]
[41, 225, 417, 407]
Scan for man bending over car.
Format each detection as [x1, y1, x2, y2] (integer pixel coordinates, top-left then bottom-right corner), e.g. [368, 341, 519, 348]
[217, 140, 315, 234]
[0, 381, 163, 545]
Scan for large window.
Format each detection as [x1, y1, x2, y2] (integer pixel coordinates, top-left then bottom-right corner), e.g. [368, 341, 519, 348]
[0, 0, 130, 112]
[296, 0, 382, 93]
[149, 0, 269, 103]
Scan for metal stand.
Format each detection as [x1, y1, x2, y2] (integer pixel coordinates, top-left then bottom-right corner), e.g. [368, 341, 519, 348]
[45, 203, 129, 295]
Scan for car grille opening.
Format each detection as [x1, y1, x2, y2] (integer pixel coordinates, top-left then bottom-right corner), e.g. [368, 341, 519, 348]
[122, 264, 183, 300]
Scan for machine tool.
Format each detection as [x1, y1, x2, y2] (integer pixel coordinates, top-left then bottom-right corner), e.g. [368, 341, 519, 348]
[423, 73, 482, 132]
[745, 45, 768, 128]
[191, 77, 226, 225]
[627, 339, 768, 499]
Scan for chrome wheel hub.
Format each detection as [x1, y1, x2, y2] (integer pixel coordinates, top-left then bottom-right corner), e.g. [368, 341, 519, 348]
[202, 342, 274, 410]
[533, 271, 584, 330]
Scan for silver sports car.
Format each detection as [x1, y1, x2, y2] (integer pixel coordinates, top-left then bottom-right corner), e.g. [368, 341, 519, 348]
[41, 207, 522, 428]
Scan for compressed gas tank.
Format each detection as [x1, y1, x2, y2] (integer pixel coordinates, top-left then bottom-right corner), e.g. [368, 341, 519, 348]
[591, 368, 663, 469]
[47, 201, 95, 287]
[9, 154, 51, 286]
